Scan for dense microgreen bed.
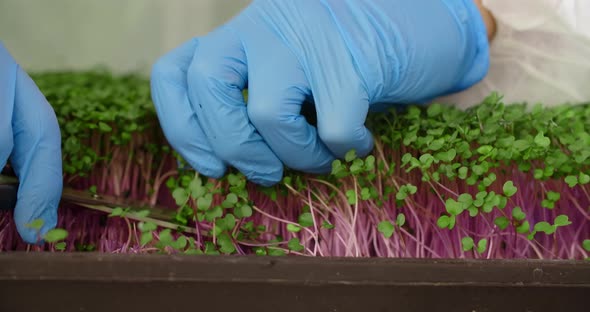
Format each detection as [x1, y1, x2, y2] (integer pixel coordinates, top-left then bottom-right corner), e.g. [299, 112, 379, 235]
[29, 70, 178, 205]
[0, 70, 588, 260]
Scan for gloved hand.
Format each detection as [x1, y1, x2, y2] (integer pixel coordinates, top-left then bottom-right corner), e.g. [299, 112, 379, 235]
[151, 0, 490, 186]
[0, 42, 63, 244]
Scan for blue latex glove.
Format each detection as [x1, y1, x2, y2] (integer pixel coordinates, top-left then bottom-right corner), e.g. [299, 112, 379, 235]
[151, 0, 490, 186]
[0, 42, 63, 244]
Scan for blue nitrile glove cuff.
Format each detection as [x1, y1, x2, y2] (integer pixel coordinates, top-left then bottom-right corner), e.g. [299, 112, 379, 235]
[318, 0, 491, 105]
[443, 0, 491, 94]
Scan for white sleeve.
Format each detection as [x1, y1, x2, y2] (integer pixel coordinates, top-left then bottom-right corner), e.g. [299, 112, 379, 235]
[435, 0, 590, 109]
[482, 0, 590, 37]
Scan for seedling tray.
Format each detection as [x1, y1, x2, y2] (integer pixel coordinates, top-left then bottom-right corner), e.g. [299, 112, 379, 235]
[0, 253, 588, 312]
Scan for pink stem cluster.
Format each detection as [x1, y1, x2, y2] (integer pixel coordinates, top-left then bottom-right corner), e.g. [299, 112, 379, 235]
[0, 140, 588, 259]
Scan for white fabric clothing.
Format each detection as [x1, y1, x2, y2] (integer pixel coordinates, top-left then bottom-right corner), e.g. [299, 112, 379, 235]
[1, 0, 588, 107]
[436, 0, 590, 108]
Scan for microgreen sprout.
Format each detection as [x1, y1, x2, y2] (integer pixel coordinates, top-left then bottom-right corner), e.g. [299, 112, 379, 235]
[2, 73, 587, 260]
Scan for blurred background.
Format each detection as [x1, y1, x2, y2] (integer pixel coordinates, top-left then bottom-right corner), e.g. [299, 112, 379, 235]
[1, 0, 589, 107]
[0, 0, 251, 75]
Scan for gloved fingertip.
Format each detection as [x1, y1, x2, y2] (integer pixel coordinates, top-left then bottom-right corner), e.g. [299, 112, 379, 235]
[319, 123, 375, 160]
[199, 166, 227, 180]
[239, 157, 284, 187]
[249, 173, 283, 187]
[16, 222, 53, 245]
[13, 193, 60, 245]
[308, 156, 334, 175]
[181, 153, 227, 179]
[356, 134, 375, 158]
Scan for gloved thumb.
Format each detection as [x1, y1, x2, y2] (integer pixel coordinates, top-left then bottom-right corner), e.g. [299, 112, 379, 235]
[10, 60, 63, 244]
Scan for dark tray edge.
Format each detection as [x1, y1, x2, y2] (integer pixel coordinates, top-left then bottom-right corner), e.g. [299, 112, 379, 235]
[0, 252, 588, 287]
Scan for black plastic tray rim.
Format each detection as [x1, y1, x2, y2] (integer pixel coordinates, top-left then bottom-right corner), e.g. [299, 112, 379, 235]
[0, 253, 588, 312]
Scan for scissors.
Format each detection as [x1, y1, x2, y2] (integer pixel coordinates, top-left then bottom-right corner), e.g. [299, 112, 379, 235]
[0, 174, 198, 234]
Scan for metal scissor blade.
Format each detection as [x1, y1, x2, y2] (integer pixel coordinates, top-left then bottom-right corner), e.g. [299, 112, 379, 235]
[60, 187, 176, 221]
[0, 174, 197, 234]
[0, 175, 18, 211]
[0, 184, 18, 211]
[60, 188, 198, 234]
